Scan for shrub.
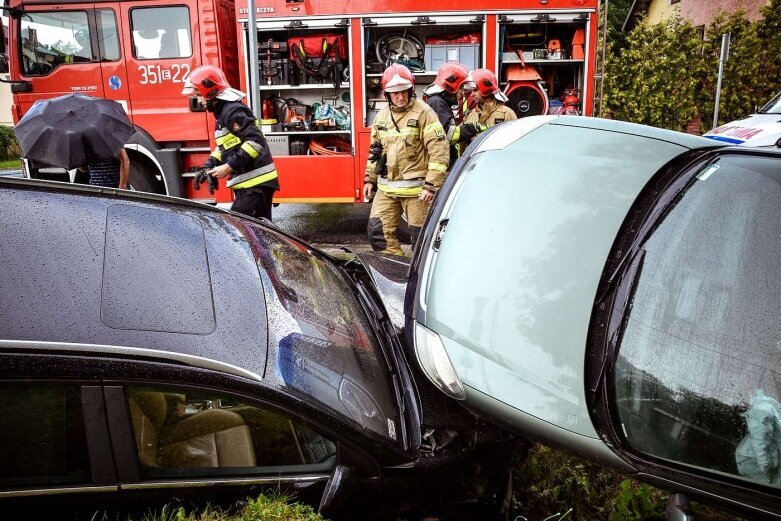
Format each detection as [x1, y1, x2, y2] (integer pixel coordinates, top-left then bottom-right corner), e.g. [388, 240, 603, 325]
[0, 126, 21, 161]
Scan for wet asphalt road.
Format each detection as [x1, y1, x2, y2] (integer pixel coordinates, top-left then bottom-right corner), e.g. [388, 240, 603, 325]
[273, 202, 373, 252]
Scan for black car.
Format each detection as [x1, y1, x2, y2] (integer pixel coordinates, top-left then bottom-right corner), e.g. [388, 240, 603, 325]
[0, 177, 512, 520]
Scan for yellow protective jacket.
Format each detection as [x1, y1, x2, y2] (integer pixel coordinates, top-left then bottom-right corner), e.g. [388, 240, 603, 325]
[364, 99, 449, 197]
[463, 99, 518, 127]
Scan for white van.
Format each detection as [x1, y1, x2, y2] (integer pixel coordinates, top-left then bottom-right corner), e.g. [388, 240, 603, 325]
[704, 91, 781, 147]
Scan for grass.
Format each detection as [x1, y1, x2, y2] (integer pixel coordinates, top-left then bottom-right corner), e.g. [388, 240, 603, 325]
[0, 158, 21, 170]
[111, 493, 326, 521]
[512, 444, 744, 521]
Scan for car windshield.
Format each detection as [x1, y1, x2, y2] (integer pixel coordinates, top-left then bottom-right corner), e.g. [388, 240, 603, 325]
[227, 217, 400, 442]
[758, 92, 781, 114]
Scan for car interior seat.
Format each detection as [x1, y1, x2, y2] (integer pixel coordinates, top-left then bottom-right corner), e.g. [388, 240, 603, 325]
[128, 390, 257, 468]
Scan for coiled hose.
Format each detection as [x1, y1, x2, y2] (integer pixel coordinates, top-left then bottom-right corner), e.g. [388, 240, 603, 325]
[308, 135, 351, 155]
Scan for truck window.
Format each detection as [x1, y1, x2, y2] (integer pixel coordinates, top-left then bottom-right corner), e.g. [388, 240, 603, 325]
[97, 9, 120, 61]
[20, 11, 92, 76]
[130, 7, 192, 60]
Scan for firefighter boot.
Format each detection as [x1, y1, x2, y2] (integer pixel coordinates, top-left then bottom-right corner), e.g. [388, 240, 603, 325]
[367, 190, 404, 255]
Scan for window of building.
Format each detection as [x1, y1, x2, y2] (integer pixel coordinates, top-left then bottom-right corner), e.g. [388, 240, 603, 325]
[126, 385, 337, 479]
[612, 154, 781, 489]
[0, 382, 91, 488]
[130, 7, 192, 59]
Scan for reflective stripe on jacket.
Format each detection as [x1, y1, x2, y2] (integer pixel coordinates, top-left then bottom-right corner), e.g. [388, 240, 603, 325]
[364, 99, 449, 196]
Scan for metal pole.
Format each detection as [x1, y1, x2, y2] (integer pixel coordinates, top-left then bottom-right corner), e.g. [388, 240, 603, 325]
[246, 0, 260, 118]
[713, 32, 730, 129]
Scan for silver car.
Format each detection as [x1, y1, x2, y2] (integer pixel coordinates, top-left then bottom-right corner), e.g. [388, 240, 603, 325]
[405, 116, 781, 519]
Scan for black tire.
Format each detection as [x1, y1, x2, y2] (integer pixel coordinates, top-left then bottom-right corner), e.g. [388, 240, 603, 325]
[128, 153, 166, 194]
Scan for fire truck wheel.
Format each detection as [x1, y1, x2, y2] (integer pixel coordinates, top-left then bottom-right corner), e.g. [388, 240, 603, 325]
[128, 157, 165, 194]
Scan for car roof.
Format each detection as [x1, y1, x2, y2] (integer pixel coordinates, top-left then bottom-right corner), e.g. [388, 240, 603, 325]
[0, 178, 270, 380]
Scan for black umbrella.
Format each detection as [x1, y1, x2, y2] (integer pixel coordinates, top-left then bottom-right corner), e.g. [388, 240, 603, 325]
[14, 93, 135, 170]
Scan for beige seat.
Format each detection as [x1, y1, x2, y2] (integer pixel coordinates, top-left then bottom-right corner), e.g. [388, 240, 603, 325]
[129, 391, 257, 468]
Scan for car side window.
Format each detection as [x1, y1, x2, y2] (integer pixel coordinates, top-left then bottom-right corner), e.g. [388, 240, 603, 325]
[612, 154, 781, 488]
[20, 11, 93, 76]
[126, 386, 337, 478]
[0, 382, 91, 488]
[130, 7, 192, 59]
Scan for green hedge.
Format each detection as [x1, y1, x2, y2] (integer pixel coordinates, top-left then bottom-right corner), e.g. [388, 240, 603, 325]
[0, 125, 21, 161]
[604, 0, 781, 132]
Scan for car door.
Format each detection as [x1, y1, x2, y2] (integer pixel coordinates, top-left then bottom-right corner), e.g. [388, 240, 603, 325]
[591, 149, 781, 518]
[93, 5, 131, 113]
[0, 379, 119, 514]
[103, 381, 339, 511]
[14, 6, 106, 114]
[119, 0, 207, 142]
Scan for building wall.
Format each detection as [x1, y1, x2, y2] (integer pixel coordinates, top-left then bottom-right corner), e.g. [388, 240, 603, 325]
[0, 82, 13, 126]
[646, 0, 677, 25]
[646, 0, 767, 27]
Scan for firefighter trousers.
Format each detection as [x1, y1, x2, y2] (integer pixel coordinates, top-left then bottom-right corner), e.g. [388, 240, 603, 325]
[231, 186, 277, 221]
[367, 190, 429, 256]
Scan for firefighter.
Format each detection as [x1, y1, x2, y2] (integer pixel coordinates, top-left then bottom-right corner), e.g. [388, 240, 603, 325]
[181, 65, 279, 220]
[452, 68, 517, 149]
[363, 63, 449, 256]
[423, 62, 469, 168]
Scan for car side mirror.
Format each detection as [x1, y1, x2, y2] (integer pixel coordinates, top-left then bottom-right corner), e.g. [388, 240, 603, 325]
[318, 464, 356, 517]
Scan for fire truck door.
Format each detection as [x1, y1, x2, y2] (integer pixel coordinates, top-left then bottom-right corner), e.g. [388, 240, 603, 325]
[93, 5, 132, 117]
[14, 7, 106, 115]
[119, 0, 207, 142]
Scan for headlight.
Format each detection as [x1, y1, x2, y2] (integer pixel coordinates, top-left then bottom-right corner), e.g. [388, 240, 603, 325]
[414, 322, 466, 400]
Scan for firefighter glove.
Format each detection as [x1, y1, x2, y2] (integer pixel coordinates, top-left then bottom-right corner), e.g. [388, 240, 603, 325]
[193, 168, 209, 191]
[459, 122, 488, 141]
[207, 172, 219, 194]
[375, 154, 388, 178]
[368, 141, 384, 163]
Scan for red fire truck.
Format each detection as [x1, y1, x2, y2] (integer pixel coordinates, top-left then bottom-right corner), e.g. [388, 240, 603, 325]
[1, 0, 602, 204]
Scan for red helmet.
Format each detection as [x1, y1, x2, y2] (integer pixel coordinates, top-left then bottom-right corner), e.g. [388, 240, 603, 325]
[471, 68, 500, 97]
[434, 62, 469, 94]
[381, 63, 415, 93]
[182, 65, 231, 100]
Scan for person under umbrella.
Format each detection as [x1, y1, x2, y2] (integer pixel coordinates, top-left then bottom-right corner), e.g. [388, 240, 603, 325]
[77, 146, 131, 189]
[14, 93, 135, 189]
